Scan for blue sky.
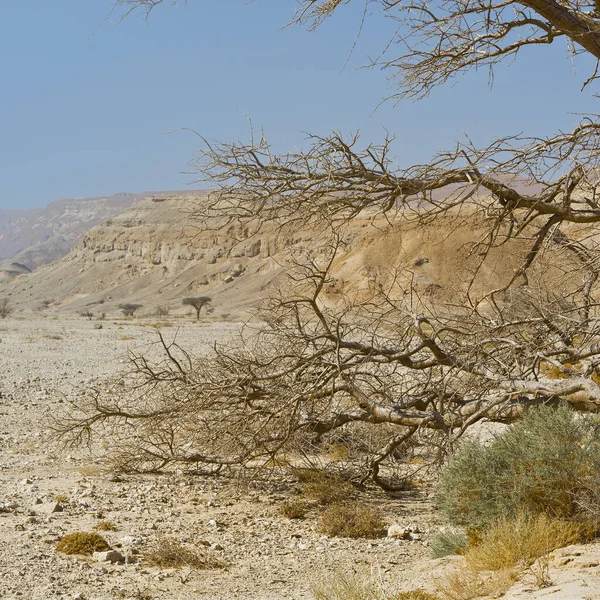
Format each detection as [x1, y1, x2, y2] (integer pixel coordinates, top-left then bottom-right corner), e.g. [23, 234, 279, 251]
[0, 1, 597, 209]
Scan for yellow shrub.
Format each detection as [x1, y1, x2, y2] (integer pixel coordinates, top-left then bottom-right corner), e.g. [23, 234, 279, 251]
[318, 502, 384, 538]
[297, 469, 355, 505]
[464, 513, 585, 572]
[56, 532, 110, 555]
[435, 568, 516, 600]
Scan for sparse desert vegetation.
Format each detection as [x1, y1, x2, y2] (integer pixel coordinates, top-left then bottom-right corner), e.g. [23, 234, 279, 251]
[5, 0, 600, 597]
[0, 297, 13, 319]
[56, 532, 110, 555]
[182, 296, 211, 321]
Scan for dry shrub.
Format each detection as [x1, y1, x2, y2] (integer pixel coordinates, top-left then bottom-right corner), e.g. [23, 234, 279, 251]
[526, 554, 552, 589]
[144, 537, 225, 569]
[312, 570, 440, 600]
[312, 571, 383, 600]
[76, 465, 102, 477]
[280, 500, 308, 519]
[318, 501, 384, 538]
[391, 593, 442, 600]
[94, 521, 117, 531]
[297, 469, 356, 505]
[56, 532, 110, 555]
[434, 513, 586, 599]
[435, 568, 516, 600]
[464, 513, 586, 572]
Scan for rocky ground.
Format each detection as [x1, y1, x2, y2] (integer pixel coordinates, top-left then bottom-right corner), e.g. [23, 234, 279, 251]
[2, 315, 600, 600]
[0, 315, 443, 600]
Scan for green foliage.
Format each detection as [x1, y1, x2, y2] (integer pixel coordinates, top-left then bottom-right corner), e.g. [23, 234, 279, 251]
[0, 297, 12, 319]
[182, 296, 212, 320]
[119, 303, 143, 317]
[436, 405, 600, 531]
[430, 530, 468, 559]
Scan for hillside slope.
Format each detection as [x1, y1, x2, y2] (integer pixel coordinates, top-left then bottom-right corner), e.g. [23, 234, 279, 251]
[0, 192, 547, 318]
[0, 190, 204, 278]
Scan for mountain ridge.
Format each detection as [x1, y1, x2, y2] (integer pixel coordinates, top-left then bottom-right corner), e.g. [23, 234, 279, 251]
[0, 190, 207, 276]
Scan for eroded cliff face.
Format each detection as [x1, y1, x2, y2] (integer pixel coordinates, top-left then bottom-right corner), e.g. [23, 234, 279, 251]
[0, 191, 204, 276]
[1, 193, 556, 318]
[0, 194, 328, 315]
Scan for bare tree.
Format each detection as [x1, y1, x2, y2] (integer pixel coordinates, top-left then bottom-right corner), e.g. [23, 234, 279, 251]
[182, 296, 211, 321]
[0, 298, 13, 319]
[119, 303, 143, 317]
[58, 0, 600, 485]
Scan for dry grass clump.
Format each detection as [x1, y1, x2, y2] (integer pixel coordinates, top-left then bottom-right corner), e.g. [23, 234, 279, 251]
[296, 468, 356, 505]
[433, 513, 587, 600]
[435, 568, 516, 600]
[280, 500, 308, 519]
[94, 520, 117, 531]
[464, 512, 586, 572]
[56, 532, 110, 555]
[318, 501, 384, 538]
[144, 537, 226, 569]
[391, 592, 442, 600]
[312, 570, 441, 600]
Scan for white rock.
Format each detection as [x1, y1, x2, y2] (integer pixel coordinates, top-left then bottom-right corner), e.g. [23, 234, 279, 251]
[36, 501, 63, 514]
[387, 524, 410, 539]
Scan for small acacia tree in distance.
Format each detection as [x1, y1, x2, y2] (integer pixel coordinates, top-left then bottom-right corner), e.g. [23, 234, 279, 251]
[182, 296, 211, 321]
[119, 303, 143, 318]
[0, 297, 13, 319]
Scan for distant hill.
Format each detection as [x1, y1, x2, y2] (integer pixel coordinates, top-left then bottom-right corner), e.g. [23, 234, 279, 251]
[0, 192, 543, 319]
[0, 191, 205, 278]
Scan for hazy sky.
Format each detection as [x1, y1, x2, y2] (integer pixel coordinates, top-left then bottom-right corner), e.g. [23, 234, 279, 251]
[0, 1, 598, 209]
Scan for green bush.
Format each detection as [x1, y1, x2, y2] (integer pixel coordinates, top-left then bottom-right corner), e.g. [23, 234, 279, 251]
[436, 405, 600, 531]
[430, 530, 468, 558]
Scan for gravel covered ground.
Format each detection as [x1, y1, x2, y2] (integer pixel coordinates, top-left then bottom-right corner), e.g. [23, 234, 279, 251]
[0, 315, 440, 600]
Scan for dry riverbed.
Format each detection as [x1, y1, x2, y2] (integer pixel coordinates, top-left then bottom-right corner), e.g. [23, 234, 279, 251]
[0, 315, 445, 600]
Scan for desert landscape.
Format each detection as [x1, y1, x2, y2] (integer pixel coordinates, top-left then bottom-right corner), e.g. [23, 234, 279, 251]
[2, 315, 600, 599]
[6, 0, 600, 598]
[1, 194, 600, 599]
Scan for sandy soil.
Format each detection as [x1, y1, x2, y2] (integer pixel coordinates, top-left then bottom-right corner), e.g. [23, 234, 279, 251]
[4, 315, 600, 600]
[0, 315, 443, 600]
